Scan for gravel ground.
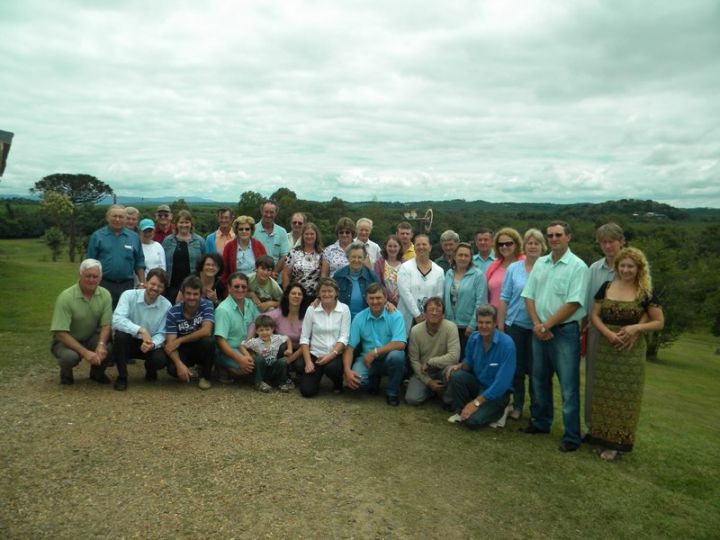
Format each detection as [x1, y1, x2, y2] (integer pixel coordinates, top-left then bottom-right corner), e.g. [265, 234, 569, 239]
[1, 363, 509, 539]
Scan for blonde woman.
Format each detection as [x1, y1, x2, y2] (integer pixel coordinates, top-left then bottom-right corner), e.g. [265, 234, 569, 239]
[484, 227, 523, 309]
[221, 216, 267, 284]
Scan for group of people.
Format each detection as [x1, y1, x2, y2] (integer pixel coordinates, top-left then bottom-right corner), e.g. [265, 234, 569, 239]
[51, 200, 664, 461]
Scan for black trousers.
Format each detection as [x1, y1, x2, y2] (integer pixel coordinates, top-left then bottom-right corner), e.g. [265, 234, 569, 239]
[293, 355, 343, 397]
[167, 336, 215, 379]
[114, 331, 168, 380]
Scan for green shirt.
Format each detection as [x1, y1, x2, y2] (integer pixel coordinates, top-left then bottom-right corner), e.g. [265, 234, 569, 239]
[214, 296, 260, 349]
[521, 248, 589, 323]
[247, 272, 283, 303]
[50, 283, 112, 341]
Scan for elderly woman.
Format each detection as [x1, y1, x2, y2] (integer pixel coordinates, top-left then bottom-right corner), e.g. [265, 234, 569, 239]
[374, 235, 403, 305]
[139, 218, 166, 277]
[397, 234, 445, 334]
[444, 242, 488, 355]
[589, 247, 663, 461]
[333, 242, 380, 318]
[298, 278, 351, 397]
[283, 222, 323, 300]
[434, 230, 460, 273]
[321, 217, 356, 277]
[355, 217, 381, 264]
[221, 216, 267, 284]
[497, 228, 546, 420]
[162, 209, 207, 302]
[485, 227, 524, 309]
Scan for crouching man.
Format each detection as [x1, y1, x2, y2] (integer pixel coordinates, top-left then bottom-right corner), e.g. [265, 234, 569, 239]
[111, 268, 172, 391]
[447, 304, 515, 427]
[343, 283, 407, 406]
[50, 259, 112, 385]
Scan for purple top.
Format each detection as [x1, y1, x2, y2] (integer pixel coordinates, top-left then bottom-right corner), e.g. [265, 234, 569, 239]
[248, 307, 303, 347]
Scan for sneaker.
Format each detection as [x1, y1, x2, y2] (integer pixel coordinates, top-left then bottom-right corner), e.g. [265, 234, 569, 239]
[278, 382, 293, 393]
[490, 404, 513, 429]
[215, 368, 234, 384]
[198, 377, 212, 390]
[255, 381, 272, 393]
[447, 413, 462, 424]
[509, 408, 522, 421]
[386, 395, 400, 407]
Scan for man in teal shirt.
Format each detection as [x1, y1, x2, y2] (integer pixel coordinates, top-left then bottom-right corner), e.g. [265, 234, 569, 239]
[521, 221, 589, 452]
[253, 200, 290, 277]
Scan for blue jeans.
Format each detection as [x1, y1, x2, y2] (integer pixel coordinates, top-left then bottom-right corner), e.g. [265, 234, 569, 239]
[530, 322, 581, 445]
[350, 349, 405, 397]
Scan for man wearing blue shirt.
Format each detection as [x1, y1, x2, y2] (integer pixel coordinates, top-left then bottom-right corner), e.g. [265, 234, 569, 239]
[87, 204, 145, 309]
[446, 304, 516, 427]
[253, 200, 290, 276]
[343, 283, 407, 406]
[111, 268, 172, 391]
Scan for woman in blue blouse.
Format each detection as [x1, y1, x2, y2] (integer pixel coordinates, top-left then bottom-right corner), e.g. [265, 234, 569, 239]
[497, 228, 546, 420]
[443, 242, 488, 357]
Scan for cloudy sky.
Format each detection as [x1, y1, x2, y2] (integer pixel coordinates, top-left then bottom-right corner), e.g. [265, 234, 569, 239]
[1, 0, 719, 207]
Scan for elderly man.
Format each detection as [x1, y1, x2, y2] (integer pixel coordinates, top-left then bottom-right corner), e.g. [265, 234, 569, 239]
[287, 212, 305, 249]
[86, 204, 145, 308]
[446, 304, 516, 428]
[406, 296, 460, 407]
[253, 200, 290, 275]
[472, 228, 495, 273]
[50, 259, 112, 385]
[111, 268, 172, 391]
[152, 204, 174, 244]
[125, 207, 140, 233]
[355, 217, 381, 264]
[164, 275, 214, 390]
[434, 230, 460, 272]
[521, 221, 589, 452]
[396, 222, 415, 261]
[343, 283, 407, 406]
[206, 207, 236, 255]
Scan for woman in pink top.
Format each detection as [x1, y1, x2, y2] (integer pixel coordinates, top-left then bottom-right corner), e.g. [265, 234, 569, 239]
[485, 227, 524, 309]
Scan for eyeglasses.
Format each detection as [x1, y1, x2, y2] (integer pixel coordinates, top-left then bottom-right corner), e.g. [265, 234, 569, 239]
[497, 241, 515, 248]
[231, 284, 248, 290]
[157, 212, 169, 216]
[237, 227, 251, 232]
[338, 230, 353, 235]
[547, 233, 564, 239]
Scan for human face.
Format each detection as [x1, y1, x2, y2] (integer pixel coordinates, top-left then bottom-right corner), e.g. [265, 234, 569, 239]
[141, 228, 154, 244]
[176, 217, 192, 235]
[357, 222, 371, 242]
[348, 248, 365, 271]
[475, 233, 492, 257]
[425, 301, 444, 326]
[106, 209, 126, 232]
[546, 225, 571, 255]
[303, 228, 316, 249]
[497, 235, 517, 261]
[397, 228, 413, 248]
[201, 257, 218, 277]
[236, 222, 252, 241]
[79, 266, 101, 293]
[367, 290, 386, 317]
[599, 238, 624, 262]
[261, 203, 277, 226]
[454, 247, 472, 270]
[256, 265, 272, 282]
[524, 238, 543, 259]
[144, 275, 165, 303]
[291, 213, 305, 234]
[156, 211, 171, 227]
[617, 257, 638, 283]
[256, 326, 273, 341]
[182, 287, 201, 310]
[385, 239, 401, 260]
[441, 240, 457, 258]
[288, 286, 304, 307]
[414, 236, 430, 260]
[228, 278, 248, 302]
[125, 213, 139, 230]
[476, 315, 495, 338]
[218, 211, 233, 231]
[337, 228, 353, 246]
[318, 285, 337, 305]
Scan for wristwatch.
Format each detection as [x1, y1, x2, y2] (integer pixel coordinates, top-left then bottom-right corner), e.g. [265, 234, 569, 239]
[473, 399, 481, 408]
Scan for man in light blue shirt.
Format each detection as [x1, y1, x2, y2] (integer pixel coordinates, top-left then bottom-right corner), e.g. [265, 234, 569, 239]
[253, 200, 290, 276]
[472, 228, 495, 273]
[521, 221, 589, 452]
[111, 268, 172, 391]
[343, 283, 407, 406]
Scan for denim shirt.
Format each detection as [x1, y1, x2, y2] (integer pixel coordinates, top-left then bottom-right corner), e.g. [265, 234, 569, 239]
[162, 233, 207, 284]
[334, 265, 379, 316]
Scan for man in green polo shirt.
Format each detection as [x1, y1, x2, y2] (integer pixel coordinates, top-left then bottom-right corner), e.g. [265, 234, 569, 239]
[50, 259, 113, 385]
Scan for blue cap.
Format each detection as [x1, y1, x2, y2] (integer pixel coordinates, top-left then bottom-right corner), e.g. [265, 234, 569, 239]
[139, 218, 155, 231]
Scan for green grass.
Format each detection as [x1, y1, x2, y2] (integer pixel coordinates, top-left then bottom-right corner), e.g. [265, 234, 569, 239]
[1, 238, 719, 538]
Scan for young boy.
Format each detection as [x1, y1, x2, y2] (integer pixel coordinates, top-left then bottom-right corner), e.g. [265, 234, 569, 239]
[247, 256, 283, 312]
[241, 315, 293, 392]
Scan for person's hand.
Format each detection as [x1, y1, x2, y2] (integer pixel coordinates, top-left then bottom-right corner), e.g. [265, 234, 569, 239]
[206, 288, 218, 304]
[617, 324, 639, 341]
[304, 361, 316, 374]
[460, 400, 479, 421]
[164, 340, 180, 354]
[363, 349, 377, 367]
[605, 330, 624, 347]
[176, 363, 191, 382]
[615, 330, 641, 351]
[414, 314, 426, 324]
[345, 370, 361, 390]
[95, 342, 108, 363]
[427, 379, 445, 393]
[83, 349, 101, 366]
[465, 326, 474, 336]
[420, 362, 428, 374]
[311, 298, 321, 308]
[237, 355, 255, 375]
[316, 353, 335, 366]
[445, 363, 462, 382]
[140, 341, 154, 354]
[389, 292, 399, 304]
[385, 302, 396, 314]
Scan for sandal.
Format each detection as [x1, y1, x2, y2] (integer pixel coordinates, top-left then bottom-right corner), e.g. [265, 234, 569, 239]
[600, 449, 619, 461]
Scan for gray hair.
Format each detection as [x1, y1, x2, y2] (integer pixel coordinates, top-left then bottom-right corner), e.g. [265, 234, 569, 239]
[475, 303, 497, 322]
[125, 206, 139, 216]
[439, 229, 460, 243]
[356, 217, 373, 229]
[345, 241, 367, 257]
[79, 258, 102, 275]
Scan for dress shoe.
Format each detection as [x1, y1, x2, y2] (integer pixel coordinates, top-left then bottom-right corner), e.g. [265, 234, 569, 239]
[145, 369, 158, 382]
[60, 372, 74, 385]
[519, 423, 550, 434]
[386, 395, 400, 407]
[90, 371, 111, 384]
[559, 441, 580, 453]
[113, 378, 128, 391]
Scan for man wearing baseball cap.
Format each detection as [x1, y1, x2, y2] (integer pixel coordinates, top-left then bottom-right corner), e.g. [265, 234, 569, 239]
[153, 204, 174, 244]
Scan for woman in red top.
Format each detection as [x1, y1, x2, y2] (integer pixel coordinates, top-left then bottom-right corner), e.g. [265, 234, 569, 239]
[221, 216, 267, 284]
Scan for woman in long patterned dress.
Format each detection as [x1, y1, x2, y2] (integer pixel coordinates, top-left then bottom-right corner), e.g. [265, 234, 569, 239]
[283, 222, 323, 301]
[589, 247, 664, 461]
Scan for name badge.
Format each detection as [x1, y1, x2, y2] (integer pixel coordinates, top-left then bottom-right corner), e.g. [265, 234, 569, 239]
[124, 244, 133, 250]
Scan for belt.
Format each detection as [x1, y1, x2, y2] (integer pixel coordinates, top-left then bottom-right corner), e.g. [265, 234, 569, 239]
[102, 278, 134, 284]
[555, 321, 579, 328]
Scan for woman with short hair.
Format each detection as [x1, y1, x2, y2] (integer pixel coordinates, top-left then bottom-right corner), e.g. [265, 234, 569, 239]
[321, 217, 356, 277]
[221, 216, 267, 284]
[334, 242, 379, 318]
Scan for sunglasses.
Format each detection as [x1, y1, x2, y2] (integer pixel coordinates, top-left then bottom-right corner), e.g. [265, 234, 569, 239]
[338, 230, 353, 235]
[237, 227, 251, 232]
[497, 241, 515, 247]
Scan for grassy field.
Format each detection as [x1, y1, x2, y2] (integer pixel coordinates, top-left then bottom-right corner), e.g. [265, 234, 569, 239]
[1, 239, 719, 539]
